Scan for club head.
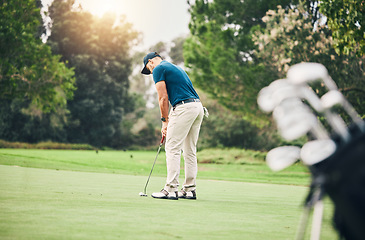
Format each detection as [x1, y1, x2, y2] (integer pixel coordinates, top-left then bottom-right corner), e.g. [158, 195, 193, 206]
[257, 79, 291, 113]
[278, 116, 316, 141]
[273, 98, 309, 119]
[139, 192, 148, 197]
[321, 90, 344, 109]
[300, 86, 324, 112]
[287, 62, 329, 85]
[273, 99, 317, 140]
[272, 85, 302, 105]
[300, 139, 336, 165]
[257, 86, 276, 113]
[266, 146, 301, 171]
[272, 80, 324, 113]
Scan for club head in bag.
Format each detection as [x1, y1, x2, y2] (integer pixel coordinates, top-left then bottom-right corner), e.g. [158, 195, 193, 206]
[321, 90, 344, 109]
[301, 139, 337, 165]
[287, 62, 340, 91]
[321, 90, 365, 132]
[258, 78, 324, 114]
[266, 146, 301, 171]
[257, 79, 292, 113]
[286, 66, 351, 141]
[273, 98, 318, 141]
[287, 62, 329, 85]
[257, 86, 276, 113]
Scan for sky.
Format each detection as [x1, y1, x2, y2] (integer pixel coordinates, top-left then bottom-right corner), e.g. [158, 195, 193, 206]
[41, 0, 191, 50]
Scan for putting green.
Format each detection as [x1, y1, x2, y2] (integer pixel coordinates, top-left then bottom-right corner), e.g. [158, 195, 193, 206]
[0, 165, 337, 239]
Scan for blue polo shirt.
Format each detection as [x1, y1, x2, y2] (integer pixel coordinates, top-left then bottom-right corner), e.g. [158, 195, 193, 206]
[152, 60, 199, 107]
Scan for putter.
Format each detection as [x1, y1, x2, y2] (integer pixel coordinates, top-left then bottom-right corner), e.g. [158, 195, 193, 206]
[139, 135, 165, 197]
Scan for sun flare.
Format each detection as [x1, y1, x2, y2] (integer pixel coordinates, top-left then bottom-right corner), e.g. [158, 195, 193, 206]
[82, 0, 117, 17]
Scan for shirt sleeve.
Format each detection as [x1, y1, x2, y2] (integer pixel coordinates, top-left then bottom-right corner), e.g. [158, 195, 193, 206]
[152, 65, 166, 84]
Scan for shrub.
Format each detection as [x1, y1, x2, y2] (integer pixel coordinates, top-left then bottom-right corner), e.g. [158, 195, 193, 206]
[0, 139, 95, 150]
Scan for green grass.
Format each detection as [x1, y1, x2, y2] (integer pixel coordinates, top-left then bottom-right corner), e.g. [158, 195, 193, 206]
[0, 149, 338, 239]
[0, 148, 310, 185]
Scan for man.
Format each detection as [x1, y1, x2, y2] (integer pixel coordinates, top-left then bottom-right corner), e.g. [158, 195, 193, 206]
[141, 52, 204, 200]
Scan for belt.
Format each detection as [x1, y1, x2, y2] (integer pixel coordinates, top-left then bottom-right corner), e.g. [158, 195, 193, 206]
[173, 98, 200, 110]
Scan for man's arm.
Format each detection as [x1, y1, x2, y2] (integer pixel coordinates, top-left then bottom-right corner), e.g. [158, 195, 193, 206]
[155, 81, 169, 136]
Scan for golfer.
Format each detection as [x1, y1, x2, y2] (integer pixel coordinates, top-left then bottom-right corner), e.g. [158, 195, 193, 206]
[141, 52, 204, 200]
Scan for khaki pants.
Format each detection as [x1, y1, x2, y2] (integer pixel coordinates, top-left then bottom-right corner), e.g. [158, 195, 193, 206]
[164, 101, 204, 192]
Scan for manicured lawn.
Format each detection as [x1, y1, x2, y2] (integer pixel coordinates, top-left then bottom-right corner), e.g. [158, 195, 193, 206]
[0, 148, 310, 185]
[0, 149, 338, 239]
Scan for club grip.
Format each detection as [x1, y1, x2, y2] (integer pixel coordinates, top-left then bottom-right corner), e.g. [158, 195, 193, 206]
[161, 135, 165, 144]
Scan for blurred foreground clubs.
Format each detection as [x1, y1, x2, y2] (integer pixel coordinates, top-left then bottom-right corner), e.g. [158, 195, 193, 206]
[258, 62, 365, 240]
[266, 146, 300, 171]
[300, 139, 336, 166]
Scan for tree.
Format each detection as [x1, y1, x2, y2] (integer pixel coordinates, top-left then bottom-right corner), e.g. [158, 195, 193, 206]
[197, 91, 281, 151]
[0, 0, 76, 144]
[184, 0, 298, 125]
[0, 0, 75, 113]
[47, 0, 138, 147]
[185, 0, 364, 124]
[170, 36, 186, 65]
[252, 4, 365, 118]
[319, 0, 365, 56]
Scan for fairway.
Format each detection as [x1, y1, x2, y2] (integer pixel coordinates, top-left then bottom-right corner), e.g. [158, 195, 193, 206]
[0, 164, 337, 239]
[0, 149, 311, 186]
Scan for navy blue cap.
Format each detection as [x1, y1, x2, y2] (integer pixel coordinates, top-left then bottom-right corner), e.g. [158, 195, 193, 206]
[141, 52, 161, 75]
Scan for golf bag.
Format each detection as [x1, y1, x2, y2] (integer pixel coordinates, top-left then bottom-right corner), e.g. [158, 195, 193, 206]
[308, 125, 365, 240]
[257, 62, 365, 239]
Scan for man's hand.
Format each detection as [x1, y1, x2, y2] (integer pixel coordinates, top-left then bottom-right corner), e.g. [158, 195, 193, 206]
[161, 121, 168, 137]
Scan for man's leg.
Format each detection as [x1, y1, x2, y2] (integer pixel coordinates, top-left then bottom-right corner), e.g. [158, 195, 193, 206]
[164, 103, 200, 193]
[182, 103, 204, 192]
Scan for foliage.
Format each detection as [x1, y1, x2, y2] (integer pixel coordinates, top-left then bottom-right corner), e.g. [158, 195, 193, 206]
[170, 36, 186, 65]
[184, 0, 298, 125]
[252, 4, 365, 118]
[47, 0, 139, 148]
[0, 139, 94, 150]
[197, 148, 266, 164]
[198, 92, 282, 151]
[319, 0, 365, 56]
[0, 0, 76, 113]
[0, 99, 69, 143]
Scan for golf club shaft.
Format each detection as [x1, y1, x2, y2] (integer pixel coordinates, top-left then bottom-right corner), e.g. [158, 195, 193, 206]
[143, 135, 165, 194]
[311, 200, 324, 240]
[295, 206, 311, 240]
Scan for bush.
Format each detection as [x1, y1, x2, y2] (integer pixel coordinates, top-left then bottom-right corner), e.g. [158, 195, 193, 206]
[0, 139, 95, 150]
[197, 148, 266, 165]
